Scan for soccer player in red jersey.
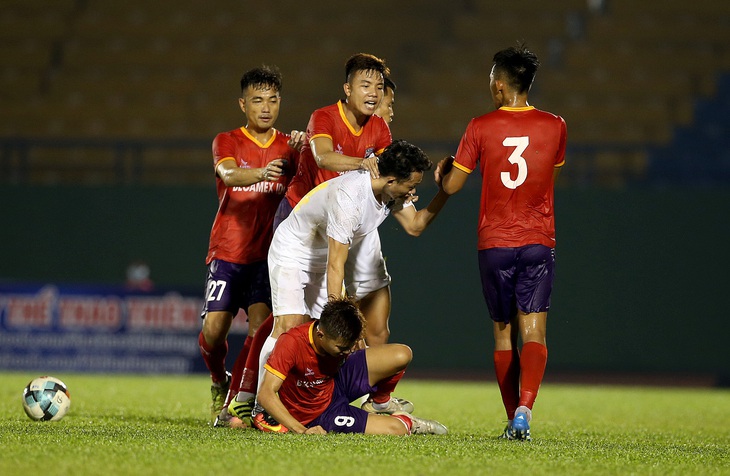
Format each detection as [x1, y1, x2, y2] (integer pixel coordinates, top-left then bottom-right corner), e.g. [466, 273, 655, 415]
[197, 66, 305, 426]
[442, 45, 567, 441]
[255, 297, 447, 435]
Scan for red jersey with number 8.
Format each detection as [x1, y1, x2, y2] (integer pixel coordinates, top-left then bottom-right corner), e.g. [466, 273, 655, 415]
[453, 106, 566, 250]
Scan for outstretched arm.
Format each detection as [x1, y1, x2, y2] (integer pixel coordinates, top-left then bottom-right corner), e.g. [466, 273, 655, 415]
[441, 156, 469, 195]
[311, 136, 379, 178]
[258, 370, 326, 434]
[391, 156, 453, 236]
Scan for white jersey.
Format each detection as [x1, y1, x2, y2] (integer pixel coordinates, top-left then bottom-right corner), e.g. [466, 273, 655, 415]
[269, 170, 390, 273]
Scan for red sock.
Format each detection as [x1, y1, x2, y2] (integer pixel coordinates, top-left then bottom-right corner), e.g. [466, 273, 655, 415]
[391, 413, 413, 434]
[240, 313, 274, 394]
[371, 369, 405, 404]
[198, 331, 228, 384]
[494, 349, 520, 420]
[225, 335, 253, 406]
[519, 341, 548, 410]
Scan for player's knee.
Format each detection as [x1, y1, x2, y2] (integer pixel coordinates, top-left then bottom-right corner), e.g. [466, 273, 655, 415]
[391, 344, 413, 368]
[383, 416, 410, 435]
[202, 314, 231, 345]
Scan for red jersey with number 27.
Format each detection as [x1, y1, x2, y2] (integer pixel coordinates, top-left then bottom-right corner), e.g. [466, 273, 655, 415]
[453, 106, 566, 250]
[285, 100, 392, 206]
[206, 127, 298, 265]
[264, 321, 345, 425]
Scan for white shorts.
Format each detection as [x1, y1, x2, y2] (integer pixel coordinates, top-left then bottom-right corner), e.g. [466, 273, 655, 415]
[269, 264, 329, 320]
[344, 231, 391, 299]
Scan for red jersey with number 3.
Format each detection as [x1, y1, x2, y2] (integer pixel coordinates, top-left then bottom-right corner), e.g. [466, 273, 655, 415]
[284, 100, 391, 206]
[206, 127, 298, 265]
[264, 321, 345, 425]
[453, 106, 566, 250]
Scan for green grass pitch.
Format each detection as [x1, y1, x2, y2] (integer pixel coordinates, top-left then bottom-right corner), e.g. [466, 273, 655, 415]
[1, 372, 728, 475]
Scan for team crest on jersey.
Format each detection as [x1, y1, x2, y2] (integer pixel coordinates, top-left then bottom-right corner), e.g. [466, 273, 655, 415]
[364, 147, 375, 158]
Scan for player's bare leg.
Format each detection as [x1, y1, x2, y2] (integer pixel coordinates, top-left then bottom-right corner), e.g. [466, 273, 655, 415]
[358, 285, 391, 346]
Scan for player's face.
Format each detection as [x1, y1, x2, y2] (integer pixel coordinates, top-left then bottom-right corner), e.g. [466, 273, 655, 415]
[383, 171, 423, 202]
[344, 69, 384, 117]
[318, 331, 356, 358]
[375, 87, 395, 123]
[239, 85, 281, 133]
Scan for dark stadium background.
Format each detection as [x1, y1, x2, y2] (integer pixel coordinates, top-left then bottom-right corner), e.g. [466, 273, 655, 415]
[1, 0, 728, 384]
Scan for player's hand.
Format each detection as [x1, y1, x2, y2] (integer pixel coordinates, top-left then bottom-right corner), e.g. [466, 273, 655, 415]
[261, 159, 287, 182]
[434, 155, 454, 187]
[404, 190, 419, 205]
[304, 425, 328, 435]
[360, 155, 380, 178]
[287, 130, 306, 151]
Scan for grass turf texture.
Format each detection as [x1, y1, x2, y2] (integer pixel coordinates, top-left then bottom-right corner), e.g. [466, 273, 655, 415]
[0, 372, 728, 475]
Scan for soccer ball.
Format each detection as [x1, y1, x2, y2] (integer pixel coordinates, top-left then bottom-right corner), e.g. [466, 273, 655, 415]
[22, 376, 71, 421]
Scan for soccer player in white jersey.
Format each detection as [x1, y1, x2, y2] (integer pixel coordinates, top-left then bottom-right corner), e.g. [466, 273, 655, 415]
[253, 140, 451, 421]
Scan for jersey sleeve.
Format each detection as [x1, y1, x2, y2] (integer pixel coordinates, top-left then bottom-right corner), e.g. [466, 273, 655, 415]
[453, 119, 479, 173]
[211, 132, 237, 168]
[264, 332, 298, 381]
[554, 117, 567, 167]
[309, 108, 335, 141]
[327, 183, 362, 245]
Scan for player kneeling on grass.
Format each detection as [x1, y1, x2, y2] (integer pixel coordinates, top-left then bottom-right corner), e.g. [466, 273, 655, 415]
[256, 297, 447, 435]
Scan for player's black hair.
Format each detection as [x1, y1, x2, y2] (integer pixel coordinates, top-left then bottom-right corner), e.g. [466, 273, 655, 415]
[319, 297, 364, 345]
[240, 65, 282, 95]
[344, 53, 390, 84]
[492, 44, 540, 94]
[377, 139, 432, 181]
[384, 76, 397, 93]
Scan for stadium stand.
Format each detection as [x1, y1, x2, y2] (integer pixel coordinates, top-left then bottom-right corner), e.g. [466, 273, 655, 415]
[1, 0, 728, 186]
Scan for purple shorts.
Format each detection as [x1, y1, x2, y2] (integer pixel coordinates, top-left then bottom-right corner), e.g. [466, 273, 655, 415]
[478, 244, 555, 324]
[200, 259, 271, 317]
[307, 349, 374, 434]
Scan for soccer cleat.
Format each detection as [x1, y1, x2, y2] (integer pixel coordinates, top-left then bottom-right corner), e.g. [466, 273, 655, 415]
[498, 422, 516, 440]
[209, 371, 231, 423]
[511, 407, 532, 441]
[213, 407, 249, 429]
[252, 411, 289, 433]
[227, 395, 255, 427]
[361, 396, 414, 415]
[393, 412, 448, 435]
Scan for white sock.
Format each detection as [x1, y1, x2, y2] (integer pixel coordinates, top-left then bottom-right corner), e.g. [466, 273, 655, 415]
[372, 399, 392, 411]
[235, 391, 254, 403]
[256, 336, 278, 394]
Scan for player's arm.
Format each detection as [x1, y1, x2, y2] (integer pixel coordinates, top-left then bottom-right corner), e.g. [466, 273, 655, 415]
[257, 369, 312, 434]
[391, 189, 450, 237]
[215, 158, 287, 187]
[391, 156, 453, 236]
[310, 136, 379, 178]
[326, 237, 349, 299]
[441, 156, 469, 195]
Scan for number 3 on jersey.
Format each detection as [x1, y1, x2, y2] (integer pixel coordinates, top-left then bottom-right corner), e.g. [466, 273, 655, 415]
[501, 136, 529, 189]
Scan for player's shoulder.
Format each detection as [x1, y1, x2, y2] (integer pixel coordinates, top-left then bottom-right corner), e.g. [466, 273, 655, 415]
[532, 107, 565, 123]
[313, 102, 340, 117]
[213, 127, 242, 142]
